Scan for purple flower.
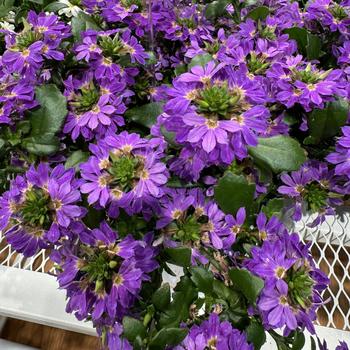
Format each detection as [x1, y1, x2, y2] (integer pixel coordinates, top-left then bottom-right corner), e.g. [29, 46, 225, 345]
[278, 162, 343, 224]
[80, 132, 168, 216]
[224, 207, 246, 247]
[247, 231, 328, 333]
[326, 126, 350, 177]
[3, 41, 44, 74]
[56, 222, 158, 324]
[121, 30, 149, 64]
[259, 279, 298, 330]
[337, 341, 350, 350]
[175, 313, 253, 350]
[78, 95, 116, 129]
[102, 323, 132, 350]
[162, 62, 269, 172]
[0, 164, 84, 256]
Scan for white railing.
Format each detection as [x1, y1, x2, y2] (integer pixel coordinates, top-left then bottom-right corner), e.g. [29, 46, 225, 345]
[1, 212, 350, 348]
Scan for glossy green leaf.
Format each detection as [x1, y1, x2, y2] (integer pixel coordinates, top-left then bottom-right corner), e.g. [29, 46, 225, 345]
[159, 276, 197, 328]
[0, 0, 14, 17]
[122, 316, 146, 342]
[190, 266, 214, 294]
[71, 12, 101, 41]
[229, 268, 264, 305]
[44, 1, 68, 12]
[24, 84, 67, 156]
[305, 98, 349, 145]
[174, 64, 187, 76]
[213, 279, 241, 308]
[261, 198, 285, 219]
[188, 53, 213, 69]
[29, 84, 68, 136]
[292, 331, 305, 350]
[125, 102, 163, 128]
[152, 283, 171, 311]
[164, 247, 192, 267]
[205, 0, 230, 19]
[23, 134, 60, 156]
[65, 150, 89, 171]
[284, 27, 321, 60]
[214, 172, 256, 215]
[246, 320, 266, 350]
[246, 6, 269, 21]
[248, 136, 307, 173]
[149, 328, 188, 349]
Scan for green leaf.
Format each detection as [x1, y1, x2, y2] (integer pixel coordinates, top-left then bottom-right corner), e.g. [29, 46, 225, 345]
[246, 320, 266, 350]
[122, 316, 146, 342]
[229, 268, 264, 305]
[261, 198, 285, 219]
[160, 125, 178, 147]
[149, 328, 188, 350]
[164, 247, 192, 267]
[125, 102, 163, 128]
[205, 0, 230, 19]
[0, 0, 14, 17]
[305, 98, 349, 145]
[246, 6, 269, 21]
[44, 1, 68, 12]
[212, 280, 240, 308]
[23, 134, 60, 156]
[29, 84, 68, 136]
[310, 337, 316, 350]
[188, 53, 213, 70]
[214, 172, 256, 215]
[248, 136, 307, 173]
[71, 12, 101, 41]
[284, 27, 321, 60]
[159, 276, 197, 328]
[24, 84, 67, 156]
[174, 64, 187, 76]
[190, 266, 214, 294]
[0, 139, 5, 151]
[306, 33, 322, 60]
[65, 150, 89, 171]
[292, 331, 305, 350]
[152, 283, 171, 311]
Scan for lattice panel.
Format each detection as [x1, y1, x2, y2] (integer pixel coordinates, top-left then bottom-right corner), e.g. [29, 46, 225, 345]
[1, 211, 350, 331]
[0, 230, 53, 273]
[296, 210, 350, 331]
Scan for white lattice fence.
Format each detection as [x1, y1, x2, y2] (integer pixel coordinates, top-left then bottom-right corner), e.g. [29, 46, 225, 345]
[295, 210, 350, 331]
[0, 212, 350, 333]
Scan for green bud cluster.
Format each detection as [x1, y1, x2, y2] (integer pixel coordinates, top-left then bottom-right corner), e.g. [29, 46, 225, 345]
[71, 82, 100, 113]
[175, 215, 201, 242]
[259, 25, 276, 40]
[109, 153, 143, 192]
[19, 188, 51, 230]
[303, 182, 329, 213]
[291, 64, 332, 84]
[329, 3, 348, 21]
[120, 0, 143, 10]
[178, 17, 196, 30]
[247, 52, 270, 75]
[196, 83, 240, 118]
[98, 34, 124, 59]
[81, 249, 119, 292]
[287, 266, 314, 309]
[204, 41, 220, 55]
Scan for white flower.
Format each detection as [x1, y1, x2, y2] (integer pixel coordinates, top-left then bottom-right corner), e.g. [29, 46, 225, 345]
[58, 0, 82, 17]
[0, 20, 15, 31]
